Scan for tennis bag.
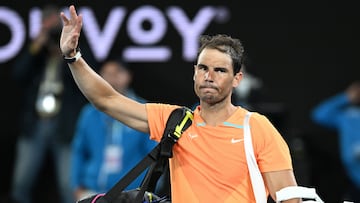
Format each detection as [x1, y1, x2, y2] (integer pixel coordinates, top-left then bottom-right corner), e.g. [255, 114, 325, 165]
[77, 106, 194, 203]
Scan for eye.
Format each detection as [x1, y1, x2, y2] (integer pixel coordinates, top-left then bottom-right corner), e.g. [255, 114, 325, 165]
[214, 67, 227, 73]
[197, 64, 207, 70]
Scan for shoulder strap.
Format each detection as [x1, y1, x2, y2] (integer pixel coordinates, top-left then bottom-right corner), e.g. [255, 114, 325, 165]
[243, 111, 267, 203]
[244, 112, 326, 203]
[146, 106, 193, 195]
[103, 106, 193, 202]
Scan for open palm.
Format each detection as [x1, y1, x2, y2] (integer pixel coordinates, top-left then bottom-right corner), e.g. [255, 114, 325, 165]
[59, 5, 82, 56]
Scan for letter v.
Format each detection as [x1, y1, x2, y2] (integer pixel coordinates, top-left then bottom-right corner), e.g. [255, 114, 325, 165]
[80, 7, 126, 61]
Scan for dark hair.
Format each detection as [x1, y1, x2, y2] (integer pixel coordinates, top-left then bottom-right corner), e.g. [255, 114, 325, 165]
[197, 34, 245, 75]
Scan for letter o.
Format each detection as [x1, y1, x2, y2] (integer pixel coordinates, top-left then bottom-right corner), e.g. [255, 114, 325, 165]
[127, 5, 166, 45]
[0, 7, 25, 63]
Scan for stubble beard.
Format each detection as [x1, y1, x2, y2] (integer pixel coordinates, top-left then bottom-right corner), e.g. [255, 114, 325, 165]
[199, 93, 228, 106]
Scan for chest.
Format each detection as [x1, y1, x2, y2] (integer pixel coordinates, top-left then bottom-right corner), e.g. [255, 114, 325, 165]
[175, 125, 248, 174]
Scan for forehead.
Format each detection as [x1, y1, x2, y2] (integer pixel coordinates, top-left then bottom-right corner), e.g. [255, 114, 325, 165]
[197, 48, 232, 68]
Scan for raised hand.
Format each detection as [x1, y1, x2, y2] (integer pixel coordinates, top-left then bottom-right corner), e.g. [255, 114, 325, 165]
[59, 5, 83, 57]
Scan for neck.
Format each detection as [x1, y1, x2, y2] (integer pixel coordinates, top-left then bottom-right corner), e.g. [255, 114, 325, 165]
[198, 101, 237, 126]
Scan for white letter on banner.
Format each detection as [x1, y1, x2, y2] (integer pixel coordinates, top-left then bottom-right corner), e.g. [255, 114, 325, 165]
[28, 7, 41, 40]
[0, 7, 25, 63]
[124, 5, 170, 62]
[167, 6, 218, 61]
[80, 7, 126, 61]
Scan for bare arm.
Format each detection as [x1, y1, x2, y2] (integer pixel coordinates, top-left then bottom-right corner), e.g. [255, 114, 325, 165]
[59, 5, 149, 132]
[263, 169, 301, 203]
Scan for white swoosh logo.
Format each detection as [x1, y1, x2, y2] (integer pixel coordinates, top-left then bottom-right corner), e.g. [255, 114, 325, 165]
[231, 138, 244, 143]
[188, 133, 198, 139]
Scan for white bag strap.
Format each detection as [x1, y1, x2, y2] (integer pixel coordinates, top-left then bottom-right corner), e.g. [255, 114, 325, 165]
[275, 186, 324, 203]
[243, 112, 267, 203]
[244, 112, 327, 203]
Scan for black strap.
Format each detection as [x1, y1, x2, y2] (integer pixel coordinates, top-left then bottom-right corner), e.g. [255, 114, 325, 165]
[103, 145, 160, 202]
[102, 106, 193, 203]
[145, 155, 169, 194]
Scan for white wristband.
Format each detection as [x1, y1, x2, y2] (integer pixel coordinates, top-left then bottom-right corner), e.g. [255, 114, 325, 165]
[63, 48, 82, 64]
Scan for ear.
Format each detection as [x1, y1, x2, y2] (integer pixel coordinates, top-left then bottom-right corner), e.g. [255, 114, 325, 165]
[233, 71, 243, 88]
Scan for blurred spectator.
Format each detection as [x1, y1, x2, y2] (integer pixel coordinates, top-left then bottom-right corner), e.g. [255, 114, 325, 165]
[233, 66, 263, 109]
[70, 59, 159, 201]
[10, 5, 87, 203]
[311, 81, 360, 202]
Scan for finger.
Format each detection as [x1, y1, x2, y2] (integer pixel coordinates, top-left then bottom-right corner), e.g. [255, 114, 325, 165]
[69, 5, 78, 20]
[74, 14, 83, 33]
[60, 12, 69, 25]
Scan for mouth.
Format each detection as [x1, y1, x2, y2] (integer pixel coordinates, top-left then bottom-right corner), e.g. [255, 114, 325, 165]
[199, 85, 218, 94]
[199, 85, 217, 90]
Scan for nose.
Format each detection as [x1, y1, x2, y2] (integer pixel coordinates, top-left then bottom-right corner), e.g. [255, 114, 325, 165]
[204, 72, 209, 79]
[204, 70, 214, 81]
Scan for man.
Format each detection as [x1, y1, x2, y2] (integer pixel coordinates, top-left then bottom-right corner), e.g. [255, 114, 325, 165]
[70, 59, 158, 201]
[311, 81, 360, 202]
[59, 5, 300, 202]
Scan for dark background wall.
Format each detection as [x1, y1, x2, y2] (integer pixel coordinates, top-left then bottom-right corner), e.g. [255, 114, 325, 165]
[0, 1, 359, 202]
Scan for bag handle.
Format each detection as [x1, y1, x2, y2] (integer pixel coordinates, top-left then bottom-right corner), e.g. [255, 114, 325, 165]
[275, 186, 324, 203]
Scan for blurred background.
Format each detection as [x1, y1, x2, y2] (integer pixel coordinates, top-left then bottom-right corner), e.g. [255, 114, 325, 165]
[1, 1, 359, 202]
